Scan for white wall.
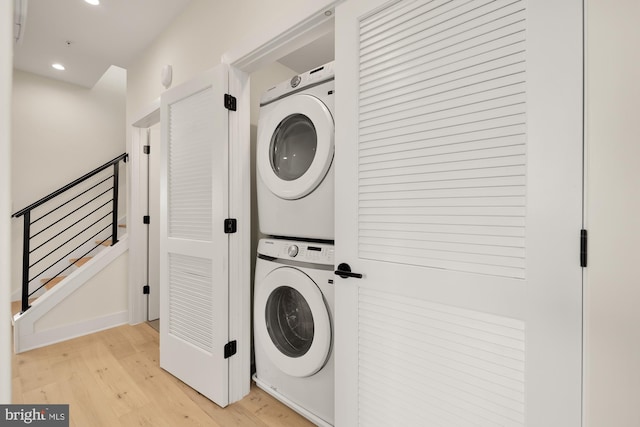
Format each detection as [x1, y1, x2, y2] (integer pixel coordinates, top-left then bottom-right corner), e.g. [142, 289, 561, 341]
[584, 1, 640, 425]
[126, 0, 301, 123]
[0, 0, 13, 404]
[11, 66, 127, 299]
[12, 66, 126, 210]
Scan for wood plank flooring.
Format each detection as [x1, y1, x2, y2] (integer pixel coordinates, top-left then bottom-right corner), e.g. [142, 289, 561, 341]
[12, 323, 314, 427]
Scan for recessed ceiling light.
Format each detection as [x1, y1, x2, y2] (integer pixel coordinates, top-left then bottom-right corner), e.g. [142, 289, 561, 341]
[85, 0, 100, 5]
[52, 63, 65, 71]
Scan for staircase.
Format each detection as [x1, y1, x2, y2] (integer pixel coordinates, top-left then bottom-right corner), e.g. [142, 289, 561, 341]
[11, 223, 127, 318]
[11, 154, 130, 353]
[36, 224, 127, 293]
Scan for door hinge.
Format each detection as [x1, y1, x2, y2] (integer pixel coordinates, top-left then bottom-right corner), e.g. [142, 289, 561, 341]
[143, 215, 150, 224]
[143, 145, 150, 154]
[143, 285, 150, 295]
[224, 94, 237, 111]
[580, 229, 588, 267]
[224, 218, 237, 234]
[224, 340, 237, 359]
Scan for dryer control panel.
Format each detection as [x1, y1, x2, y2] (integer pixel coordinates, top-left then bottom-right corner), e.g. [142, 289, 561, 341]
[258, 239, 334, 265]
[260, 61, 335, 106]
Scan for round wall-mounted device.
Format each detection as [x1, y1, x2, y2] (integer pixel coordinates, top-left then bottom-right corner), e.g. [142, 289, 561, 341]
[161, 65, 173, 89]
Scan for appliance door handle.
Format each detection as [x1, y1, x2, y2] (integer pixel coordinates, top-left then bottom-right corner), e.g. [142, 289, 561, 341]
[335, 263, 363, 279]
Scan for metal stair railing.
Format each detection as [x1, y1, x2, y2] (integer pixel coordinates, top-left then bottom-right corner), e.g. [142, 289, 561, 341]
[11, 153, 128, 314]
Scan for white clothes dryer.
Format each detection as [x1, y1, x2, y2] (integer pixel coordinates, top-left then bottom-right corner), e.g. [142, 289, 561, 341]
[253, 238, 334, 427]
[256, 62, 335, 241]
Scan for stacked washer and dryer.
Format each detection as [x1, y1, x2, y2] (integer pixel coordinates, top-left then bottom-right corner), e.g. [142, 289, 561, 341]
[253, 62, 336, 427]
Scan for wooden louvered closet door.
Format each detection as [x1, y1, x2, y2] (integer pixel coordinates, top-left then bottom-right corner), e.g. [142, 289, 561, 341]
[159, 65, 230, 407]
[334, 0, 583, 425]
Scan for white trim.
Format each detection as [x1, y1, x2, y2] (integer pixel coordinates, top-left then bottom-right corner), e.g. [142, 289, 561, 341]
[14, 235, 129, 353]
[132, 98, 160, 128]
[222, 0, 342, 74]
[227, 66, 252, 403]
[129, 108, 160, 325]
[15, 311, 129, 354]
[0, 0, 13, 403]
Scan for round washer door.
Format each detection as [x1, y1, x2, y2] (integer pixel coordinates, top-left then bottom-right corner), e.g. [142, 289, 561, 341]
[257, 94, 334, 200]
[254, 266, 332, 378]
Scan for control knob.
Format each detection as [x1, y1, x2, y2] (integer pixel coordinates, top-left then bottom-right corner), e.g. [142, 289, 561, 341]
[288, 245, 299, 257]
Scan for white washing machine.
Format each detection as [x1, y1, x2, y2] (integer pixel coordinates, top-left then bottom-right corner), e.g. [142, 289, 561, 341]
[257, 62, 335, 241]
[253, 238, 334, 427]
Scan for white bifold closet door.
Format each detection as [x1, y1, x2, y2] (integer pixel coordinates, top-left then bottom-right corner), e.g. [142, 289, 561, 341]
[335, 0, 583, 426]
[159, 65, 230, 407]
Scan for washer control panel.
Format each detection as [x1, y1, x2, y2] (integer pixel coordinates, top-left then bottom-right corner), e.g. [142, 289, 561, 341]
[259, 239, 334, 265]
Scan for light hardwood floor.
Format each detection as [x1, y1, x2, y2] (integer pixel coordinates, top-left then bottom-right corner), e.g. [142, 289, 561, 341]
[11, 322, 314, 427]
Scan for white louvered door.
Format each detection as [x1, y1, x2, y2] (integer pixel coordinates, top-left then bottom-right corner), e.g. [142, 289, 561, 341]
[335, 1, 583, 426]
[159, 65, 230, 407]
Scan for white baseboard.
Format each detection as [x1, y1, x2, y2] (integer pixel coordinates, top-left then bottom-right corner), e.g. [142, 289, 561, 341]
[15, 311, 128, 353]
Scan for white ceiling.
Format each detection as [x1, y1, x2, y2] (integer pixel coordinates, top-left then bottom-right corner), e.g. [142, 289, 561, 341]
[13, 0, 193, 88]
[13, 0, 335, 88]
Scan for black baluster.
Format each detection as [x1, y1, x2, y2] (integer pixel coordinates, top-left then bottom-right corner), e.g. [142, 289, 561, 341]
[111, 163, 119, 246]
[21, 211, 31, 313]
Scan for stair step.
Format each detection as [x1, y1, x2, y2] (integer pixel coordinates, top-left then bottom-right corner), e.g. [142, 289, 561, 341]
[69, 257, 93, 267]
[40, 276, 67, 290]
[97, 240, 112, 247]
[119, 224, 126, 228]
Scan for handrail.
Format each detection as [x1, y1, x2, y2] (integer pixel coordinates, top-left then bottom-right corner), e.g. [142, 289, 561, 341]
[12, 153, 128, 218]
[12, 152, 128, 314]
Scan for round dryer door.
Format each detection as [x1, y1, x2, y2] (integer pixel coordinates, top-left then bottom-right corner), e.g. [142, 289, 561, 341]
[254, 266, 332, 378]
[257, 94, 334, 200]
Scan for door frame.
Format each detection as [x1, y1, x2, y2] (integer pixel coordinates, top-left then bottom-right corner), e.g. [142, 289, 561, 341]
[129, 100, 159, 329]
[0, 0, 13, 403]
[128, 0, 342, 404]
